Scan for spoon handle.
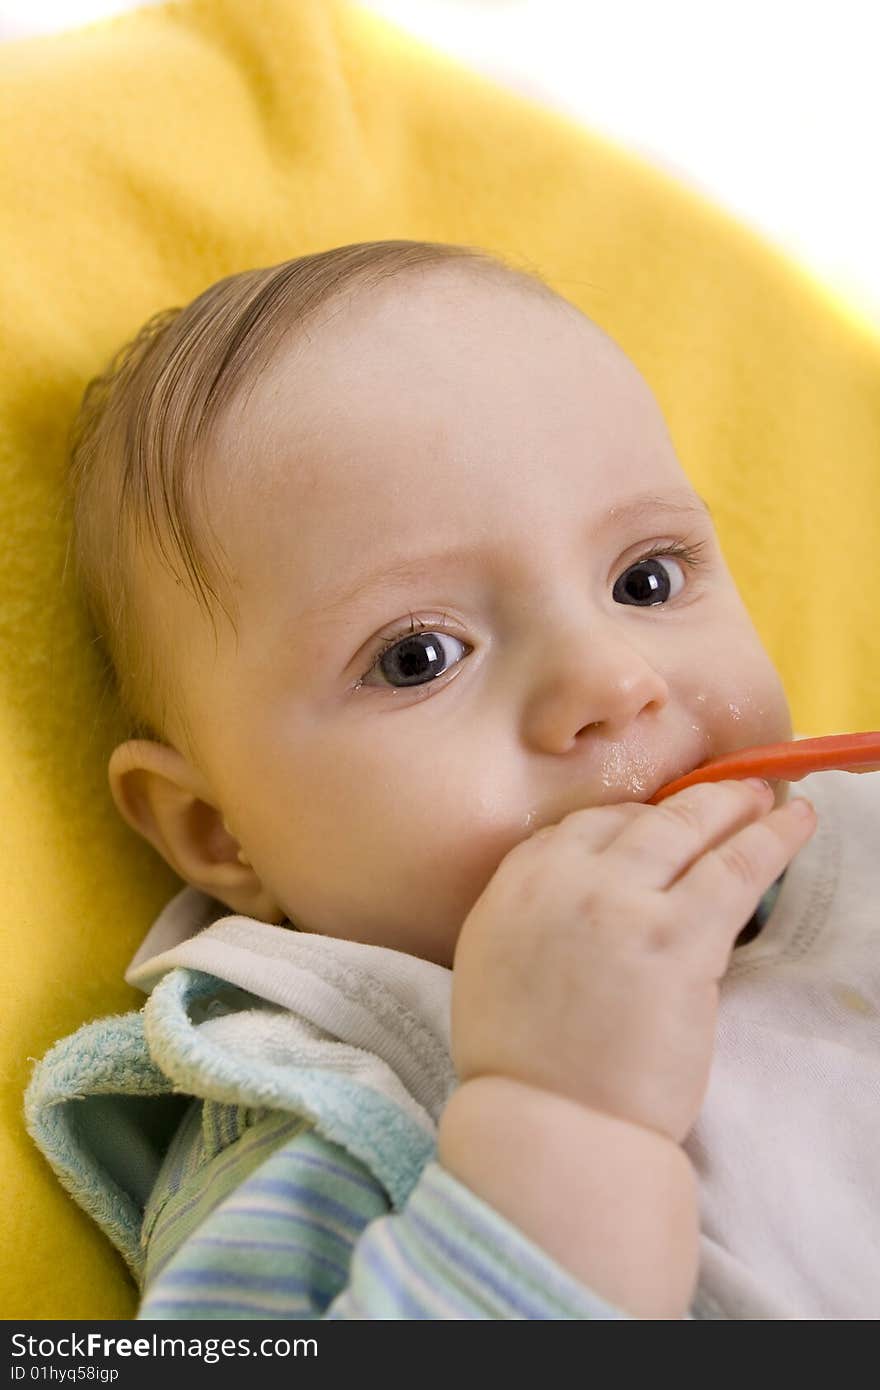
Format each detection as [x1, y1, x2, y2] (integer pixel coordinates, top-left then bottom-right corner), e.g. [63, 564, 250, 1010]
[647, 731, 880, 805]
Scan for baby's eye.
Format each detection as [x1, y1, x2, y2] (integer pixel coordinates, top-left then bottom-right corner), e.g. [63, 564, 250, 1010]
[362, 628, 470, 690]
[613, 551, 690, 607]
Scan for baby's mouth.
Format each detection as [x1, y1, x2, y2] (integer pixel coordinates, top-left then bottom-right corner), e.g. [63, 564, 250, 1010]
[529, 757, 703, 836]
[637, 761, 712, 805]
[634, 757, 713, 806]
[642, 753, 785, 805]
[629, 757, 704, 804]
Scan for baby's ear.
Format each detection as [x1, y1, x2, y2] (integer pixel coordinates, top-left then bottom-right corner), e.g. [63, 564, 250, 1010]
[107, 740, 285, 921]
[107, 740, 215, 859]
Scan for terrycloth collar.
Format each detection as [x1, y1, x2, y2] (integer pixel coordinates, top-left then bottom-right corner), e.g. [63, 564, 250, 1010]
[25, 891, 458, 1276]
[126, 886, 456, 1127]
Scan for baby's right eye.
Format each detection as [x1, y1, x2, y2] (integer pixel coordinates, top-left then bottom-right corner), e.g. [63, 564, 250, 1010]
[361, 626, 470, 690]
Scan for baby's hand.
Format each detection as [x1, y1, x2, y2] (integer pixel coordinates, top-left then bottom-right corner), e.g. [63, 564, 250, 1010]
[451, 780, 816, 1144]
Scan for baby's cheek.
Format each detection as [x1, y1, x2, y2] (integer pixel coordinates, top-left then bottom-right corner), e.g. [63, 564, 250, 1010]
[691, 648, 791, 749]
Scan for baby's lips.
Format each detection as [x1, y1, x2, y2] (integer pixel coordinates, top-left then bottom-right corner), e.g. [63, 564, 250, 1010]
[646, 731, 880, 805]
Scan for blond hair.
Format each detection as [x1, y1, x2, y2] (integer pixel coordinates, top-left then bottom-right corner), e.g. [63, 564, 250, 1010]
[66, 239, 554, 753]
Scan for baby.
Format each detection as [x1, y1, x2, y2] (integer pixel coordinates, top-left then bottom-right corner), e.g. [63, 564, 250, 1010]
[27, 240, 879, 1320]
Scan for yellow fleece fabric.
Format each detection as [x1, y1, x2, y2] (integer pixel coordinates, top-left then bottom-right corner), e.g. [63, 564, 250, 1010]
[1, 0, 878, 1320]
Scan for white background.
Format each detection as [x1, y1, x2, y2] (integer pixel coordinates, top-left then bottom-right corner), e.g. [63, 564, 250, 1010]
[2, 0, 879, 327]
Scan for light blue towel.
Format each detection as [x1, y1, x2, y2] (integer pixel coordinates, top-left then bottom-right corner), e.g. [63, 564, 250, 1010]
[25, 892, 457, 1277]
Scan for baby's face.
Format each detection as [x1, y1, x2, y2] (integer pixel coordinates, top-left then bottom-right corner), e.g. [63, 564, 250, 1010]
[150, 267, 792, 965]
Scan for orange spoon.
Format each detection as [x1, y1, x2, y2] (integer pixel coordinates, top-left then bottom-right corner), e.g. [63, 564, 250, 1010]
[647, 731, 880, 805]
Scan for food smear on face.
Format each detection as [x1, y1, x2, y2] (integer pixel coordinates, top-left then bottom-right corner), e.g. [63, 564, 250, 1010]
[595, 728, 666, 802]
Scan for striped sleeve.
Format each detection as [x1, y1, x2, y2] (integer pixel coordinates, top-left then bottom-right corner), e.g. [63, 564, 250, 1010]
[137, 1110, 629, 1321]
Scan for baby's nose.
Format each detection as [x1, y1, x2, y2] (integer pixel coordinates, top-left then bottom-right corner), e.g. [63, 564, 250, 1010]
[521, 631, 669, 754]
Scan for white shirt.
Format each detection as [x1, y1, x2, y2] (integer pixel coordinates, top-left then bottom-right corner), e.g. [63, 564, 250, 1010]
[687, 768, 880, 1318]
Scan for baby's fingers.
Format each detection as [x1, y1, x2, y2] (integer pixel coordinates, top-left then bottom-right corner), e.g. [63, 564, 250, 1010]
[668, 796, 817, 966]
[606, 777, 780, 891]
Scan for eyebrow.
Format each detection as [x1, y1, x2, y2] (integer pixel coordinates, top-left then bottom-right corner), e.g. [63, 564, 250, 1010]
[303, 491, 713, 621]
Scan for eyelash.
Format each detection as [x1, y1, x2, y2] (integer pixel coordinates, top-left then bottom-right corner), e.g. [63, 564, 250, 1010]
[355, 539, 710, 690]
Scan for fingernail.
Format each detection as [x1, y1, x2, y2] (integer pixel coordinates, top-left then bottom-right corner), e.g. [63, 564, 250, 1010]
[790, 797, 815, 818]
[744, 777, 771, 793]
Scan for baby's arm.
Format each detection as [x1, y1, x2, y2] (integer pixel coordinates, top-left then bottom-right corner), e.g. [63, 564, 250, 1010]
[437, 1078, 696, 1320]
[137, 1115, 628, 1320]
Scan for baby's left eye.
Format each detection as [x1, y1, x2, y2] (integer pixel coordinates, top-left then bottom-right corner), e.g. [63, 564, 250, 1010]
[613, 553, 689, 607]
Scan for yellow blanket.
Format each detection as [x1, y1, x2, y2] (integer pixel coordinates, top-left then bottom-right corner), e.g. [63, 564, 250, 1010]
[1, 0, 878, 1319]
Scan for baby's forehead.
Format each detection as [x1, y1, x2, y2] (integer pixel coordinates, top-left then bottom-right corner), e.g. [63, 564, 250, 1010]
[216, 287, 662, 517]
[241, 261, 597, 395]
[220, 273, 628, 468]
